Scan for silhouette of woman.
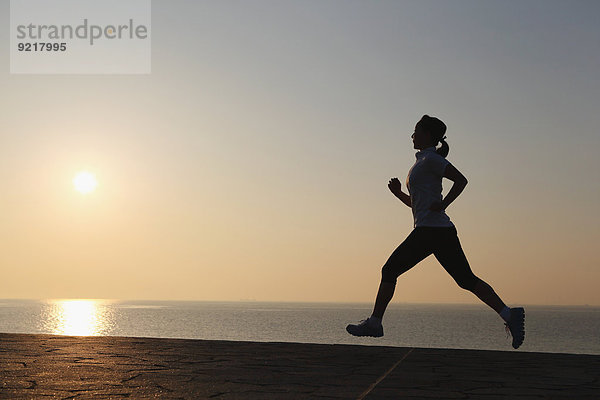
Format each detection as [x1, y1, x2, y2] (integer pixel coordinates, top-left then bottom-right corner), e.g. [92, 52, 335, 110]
[346, 115, 525, 349]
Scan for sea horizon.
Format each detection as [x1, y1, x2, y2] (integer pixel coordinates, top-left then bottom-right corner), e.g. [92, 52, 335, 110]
[1, 299, 599, 356]
[3, 298, 599, 307]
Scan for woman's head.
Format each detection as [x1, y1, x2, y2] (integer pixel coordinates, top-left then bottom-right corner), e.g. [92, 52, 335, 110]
[411, 115, 449, 157]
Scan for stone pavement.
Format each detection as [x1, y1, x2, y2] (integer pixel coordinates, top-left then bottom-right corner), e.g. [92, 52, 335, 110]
[0, 333, 598, 399]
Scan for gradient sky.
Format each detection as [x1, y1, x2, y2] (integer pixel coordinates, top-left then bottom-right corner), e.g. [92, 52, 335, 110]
[1, 0, 599, 305]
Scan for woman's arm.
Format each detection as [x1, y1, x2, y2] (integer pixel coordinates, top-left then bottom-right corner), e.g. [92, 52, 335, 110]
[388, 178, 412, 208]
[431, 164, 468, 211]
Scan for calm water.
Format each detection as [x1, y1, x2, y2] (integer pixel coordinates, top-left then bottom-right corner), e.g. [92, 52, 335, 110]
[0, 299, 598, 355]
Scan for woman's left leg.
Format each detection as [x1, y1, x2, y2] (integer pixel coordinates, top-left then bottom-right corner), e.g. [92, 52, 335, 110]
[432, 226, 526, 349]
[432, 227, 506, 314]
[470, 279, 506, 314]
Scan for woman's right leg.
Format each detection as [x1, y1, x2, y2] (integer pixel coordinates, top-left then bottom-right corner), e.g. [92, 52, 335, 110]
[347, 228, 433, 337]
[372, 228, 432, 319]
[372, 281, 396, 319]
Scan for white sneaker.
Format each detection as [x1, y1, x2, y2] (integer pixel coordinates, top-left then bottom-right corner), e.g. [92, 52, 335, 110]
[346, 317, 384, 337]
[504, 307, 525, 349]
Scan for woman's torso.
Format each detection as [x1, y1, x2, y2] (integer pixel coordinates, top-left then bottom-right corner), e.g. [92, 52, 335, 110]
[406, 147, 454, 228]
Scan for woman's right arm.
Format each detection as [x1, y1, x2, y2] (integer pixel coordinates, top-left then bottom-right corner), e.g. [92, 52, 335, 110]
[388, 178, 412, 208]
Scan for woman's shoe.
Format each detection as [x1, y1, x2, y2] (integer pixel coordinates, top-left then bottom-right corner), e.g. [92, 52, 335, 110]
[346, 317, 384, 337]
[504, 307, 525, 349]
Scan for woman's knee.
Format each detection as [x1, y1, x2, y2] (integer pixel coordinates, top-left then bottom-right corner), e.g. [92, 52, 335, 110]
[381, 264, 398, 285]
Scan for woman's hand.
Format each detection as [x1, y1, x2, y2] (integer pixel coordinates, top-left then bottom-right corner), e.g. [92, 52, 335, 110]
[389, 177, 412, 208]
[388, 178, 402, 196]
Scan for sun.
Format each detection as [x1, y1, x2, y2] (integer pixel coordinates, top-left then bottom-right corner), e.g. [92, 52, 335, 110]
[73, 171, 98, 194]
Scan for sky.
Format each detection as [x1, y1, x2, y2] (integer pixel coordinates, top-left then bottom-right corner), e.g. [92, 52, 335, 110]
[1, 0, 599, 305]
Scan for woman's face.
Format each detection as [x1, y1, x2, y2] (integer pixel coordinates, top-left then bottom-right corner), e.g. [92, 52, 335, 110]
[411, 124, 432, 150]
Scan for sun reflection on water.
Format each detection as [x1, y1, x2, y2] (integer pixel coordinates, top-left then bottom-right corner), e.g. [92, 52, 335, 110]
[42, 299, 114, 336]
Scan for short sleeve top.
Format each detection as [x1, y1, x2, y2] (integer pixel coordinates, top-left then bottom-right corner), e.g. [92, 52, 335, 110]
[405, 147, 454, 228]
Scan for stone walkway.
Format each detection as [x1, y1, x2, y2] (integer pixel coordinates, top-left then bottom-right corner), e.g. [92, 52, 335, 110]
[1, 333, 598, 399]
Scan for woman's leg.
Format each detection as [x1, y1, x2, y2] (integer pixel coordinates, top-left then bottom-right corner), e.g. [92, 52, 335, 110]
[372, 228, 432, 319]
[372, 281, 396, 319]
[470, 279, 506, 314]
[433, 227, 506, 314]
[432, 227, 525, 348]
[347, 228, 433, 337]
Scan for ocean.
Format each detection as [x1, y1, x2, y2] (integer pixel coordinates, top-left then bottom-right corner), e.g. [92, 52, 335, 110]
[0, 299, 598, 355]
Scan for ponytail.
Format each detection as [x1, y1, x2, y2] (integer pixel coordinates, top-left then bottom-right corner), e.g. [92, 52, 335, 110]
[436, 136, 449, 158]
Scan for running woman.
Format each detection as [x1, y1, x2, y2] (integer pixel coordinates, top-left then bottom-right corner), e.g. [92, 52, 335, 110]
[346, 115, 525, 349]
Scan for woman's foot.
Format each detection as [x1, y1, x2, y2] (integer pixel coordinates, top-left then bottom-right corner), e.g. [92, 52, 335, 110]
[504, 307, 525, 349]
[346, 317, 384, 337]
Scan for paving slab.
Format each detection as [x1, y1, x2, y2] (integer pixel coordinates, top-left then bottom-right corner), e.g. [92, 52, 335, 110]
[1, 333, 598, 399]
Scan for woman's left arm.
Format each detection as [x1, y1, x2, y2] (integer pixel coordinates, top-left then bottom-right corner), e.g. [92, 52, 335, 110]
[431, 164, 468, 211]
